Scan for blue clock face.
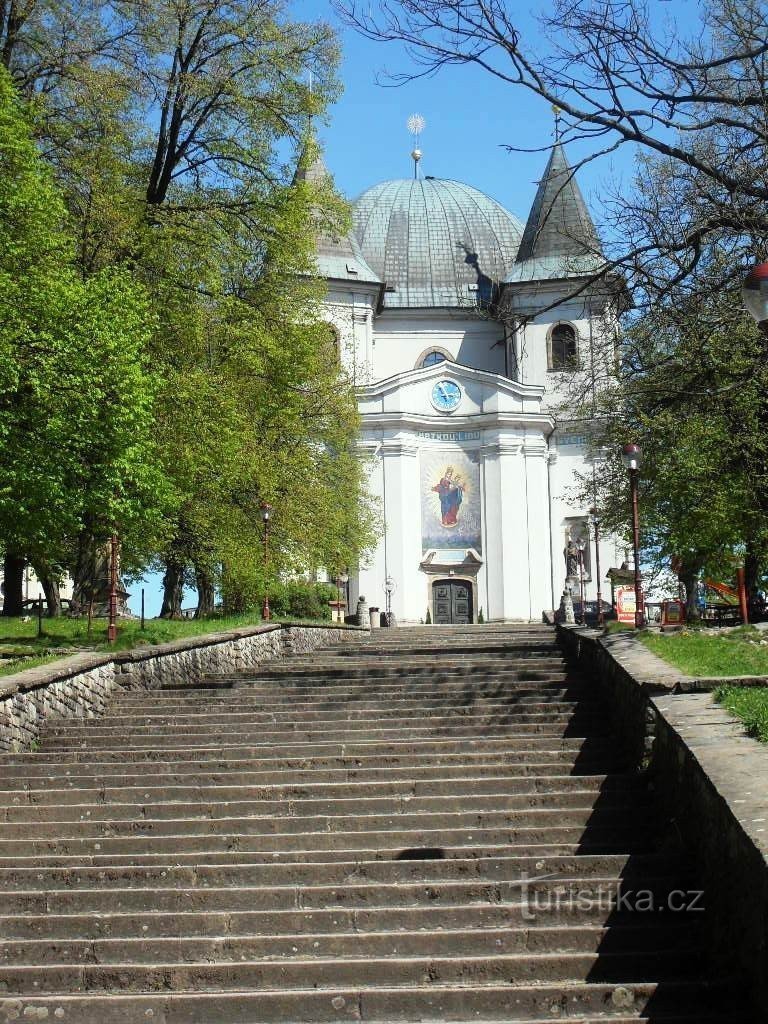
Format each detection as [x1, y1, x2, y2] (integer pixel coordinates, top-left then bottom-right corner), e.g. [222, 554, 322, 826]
[431, 379, 462, 412]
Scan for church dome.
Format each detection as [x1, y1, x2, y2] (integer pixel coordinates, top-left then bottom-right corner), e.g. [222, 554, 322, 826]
[352, 178, 524, 309]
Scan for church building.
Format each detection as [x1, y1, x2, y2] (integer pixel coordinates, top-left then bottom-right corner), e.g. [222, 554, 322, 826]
[309, 139, 623, 624]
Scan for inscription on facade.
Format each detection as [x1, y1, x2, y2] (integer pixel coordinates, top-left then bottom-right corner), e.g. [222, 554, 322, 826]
[418, 430, 481, 442]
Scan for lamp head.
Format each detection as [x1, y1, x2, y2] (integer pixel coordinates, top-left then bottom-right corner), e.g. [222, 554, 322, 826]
[621, 443, 642, 471]
[260, 502, 272, 522]
[743, 261, 768, 326]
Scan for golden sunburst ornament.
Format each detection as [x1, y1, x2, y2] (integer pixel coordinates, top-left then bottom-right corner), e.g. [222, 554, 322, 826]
[407, 114, 425, 177]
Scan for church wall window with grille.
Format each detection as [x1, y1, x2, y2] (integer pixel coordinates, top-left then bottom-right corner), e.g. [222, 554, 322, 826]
[417, 347, 452, 369]
[548, 323, 578, 371]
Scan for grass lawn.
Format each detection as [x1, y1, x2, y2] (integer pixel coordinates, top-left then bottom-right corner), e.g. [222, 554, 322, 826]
[0, 612, 276, 677]
[715, 685, 768, 743]
[640, 627, 768, 677]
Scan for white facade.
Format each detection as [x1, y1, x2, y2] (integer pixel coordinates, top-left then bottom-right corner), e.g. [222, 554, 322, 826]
[318, 147, 621, 623]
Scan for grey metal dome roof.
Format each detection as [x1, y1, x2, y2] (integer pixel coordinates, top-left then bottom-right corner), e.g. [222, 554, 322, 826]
[352, 178, 524, 309]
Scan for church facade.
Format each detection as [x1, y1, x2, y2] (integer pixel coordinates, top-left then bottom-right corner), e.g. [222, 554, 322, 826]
[312, 144, 623, 624]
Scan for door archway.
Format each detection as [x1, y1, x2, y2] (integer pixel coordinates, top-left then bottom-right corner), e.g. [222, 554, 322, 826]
[432, 579, 473, 624]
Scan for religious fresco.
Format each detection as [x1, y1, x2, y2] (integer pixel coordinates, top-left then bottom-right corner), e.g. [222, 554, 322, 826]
[421, 450, 482, 552]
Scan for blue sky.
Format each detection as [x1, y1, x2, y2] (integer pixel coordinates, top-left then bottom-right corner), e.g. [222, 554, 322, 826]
[132, 0, 642, 618]
[294, 1, 638, 225]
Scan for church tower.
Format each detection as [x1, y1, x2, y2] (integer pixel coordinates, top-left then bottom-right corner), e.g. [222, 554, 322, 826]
[296, 147, 383, 384]
[501, 142, 622, 606]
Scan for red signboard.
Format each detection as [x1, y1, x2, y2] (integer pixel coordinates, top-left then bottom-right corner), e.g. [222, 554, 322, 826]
[661, 599, 686, 626]
[616, 586, 636, 624]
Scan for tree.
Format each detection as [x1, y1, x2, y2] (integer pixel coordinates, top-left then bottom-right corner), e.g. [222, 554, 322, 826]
[0, 64, 172, 614]
[337, 0, 768, 299]
[573, 251, 768, 617]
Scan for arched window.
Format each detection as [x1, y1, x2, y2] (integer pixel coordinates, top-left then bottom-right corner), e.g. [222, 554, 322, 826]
[549, 323, 578, 371]
[417, 348, 451, 369]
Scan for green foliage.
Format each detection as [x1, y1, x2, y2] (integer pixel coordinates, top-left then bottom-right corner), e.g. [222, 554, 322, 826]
[269, 581, 337, 621]
[425, 607, 432, 624]
[715, 685, 768, 743]
[0, 4, 377, 614]
[576, 245, 768, 604]
[478, 607, 484, 623]
[0, 65, 173, 572]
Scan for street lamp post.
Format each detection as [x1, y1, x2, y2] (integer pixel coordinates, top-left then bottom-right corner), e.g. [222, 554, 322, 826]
[108, 533, 118, 644]
[589, 509, 604, 628]
[621, 443, 644, 628]
[260, 503, 272, 622]
[384, 576, 396, 627]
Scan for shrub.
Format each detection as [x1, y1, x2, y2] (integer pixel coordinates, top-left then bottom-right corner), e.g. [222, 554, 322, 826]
[268, 581, 336, 621]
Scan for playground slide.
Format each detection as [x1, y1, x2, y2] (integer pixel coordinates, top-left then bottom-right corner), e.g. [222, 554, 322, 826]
[704, 578, 739, 604]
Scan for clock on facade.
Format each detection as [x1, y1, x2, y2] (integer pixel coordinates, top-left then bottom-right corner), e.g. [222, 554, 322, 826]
[430, 379, 462, 412]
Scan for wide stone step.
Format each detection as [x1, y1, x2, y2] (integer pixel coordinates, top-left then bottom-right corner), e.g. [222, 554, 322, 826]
[0, 823, 650, 858]
[0, 773, 638, 807]
[0, 981, 728, 1021]
[0, 852, 678, 892]
[0, 872, 685, 915]
[0, 897, 659, 941]
[0, 804, 647, 841]
[41, 712, 606, 745]
[0, 948, 710, 995]
[0, 788, 636, 825]
[219, 663, 569, 688]
[0, 757, 615, 789]
[0, 922, 702, 965]
[98, 700, 595, 728]
[0, 839, 658, 871]
[117, 680, 588, 706]
[0, 742, 617, 774]
[195, 674, 578, 696]
[30, 737, 612, 763]
[108, 691, 591, 714]
[40, 722, 608, 753]
[218, 661, 568, 683]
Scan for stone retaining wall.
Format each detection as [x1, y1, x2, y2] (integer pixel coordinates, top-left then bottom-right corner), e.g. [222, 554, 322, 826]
[559, 624, 768, 1015]
[0, 623, 366, 754]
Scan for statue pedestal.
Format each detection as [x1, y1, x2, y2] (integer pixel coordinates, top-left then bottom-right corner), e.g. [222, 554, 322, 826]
[562, 587, 575, 624]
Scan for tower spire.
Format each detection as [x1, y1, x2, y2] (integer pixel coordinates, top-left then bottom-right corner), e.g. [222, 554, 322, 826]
[514, 141, 602, 266]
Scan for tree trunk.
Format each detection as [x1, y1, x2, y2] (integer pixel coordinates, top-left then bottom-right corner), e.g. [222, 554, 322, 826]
[160, 560, 185, 619]
[1, 551, 25, 616]
[744, 541, 763, 621]
[31, 560, 62, 618]
[678, 559, 702, 623]
[194, 566, 215, 618]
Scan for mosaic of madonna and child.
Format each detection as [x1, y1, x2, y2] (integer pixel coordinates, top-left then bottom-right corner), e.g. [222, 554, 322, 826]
[420, 450, 482, 552]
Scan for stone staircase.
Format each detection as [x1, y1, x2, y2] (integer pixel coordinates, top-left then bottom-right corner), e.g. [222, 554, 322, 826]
[0, 625, 740, 1021]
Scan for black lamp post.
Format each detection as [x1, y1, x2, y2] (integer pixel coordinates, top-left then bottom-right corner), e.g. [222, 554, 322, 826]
[260, 503, 272, 621]
[621, 443, 644, 628]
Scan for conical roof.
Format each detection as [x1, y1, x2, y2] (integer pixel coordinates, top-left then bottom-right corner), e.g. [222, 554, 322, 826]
[507, 144, 603, 283]
[295, 147, 382, 286]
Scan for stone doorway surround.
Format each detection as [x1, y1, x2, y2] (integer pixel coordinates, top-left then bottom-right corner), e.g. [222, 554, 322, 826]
[420, 549, 481, 624]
